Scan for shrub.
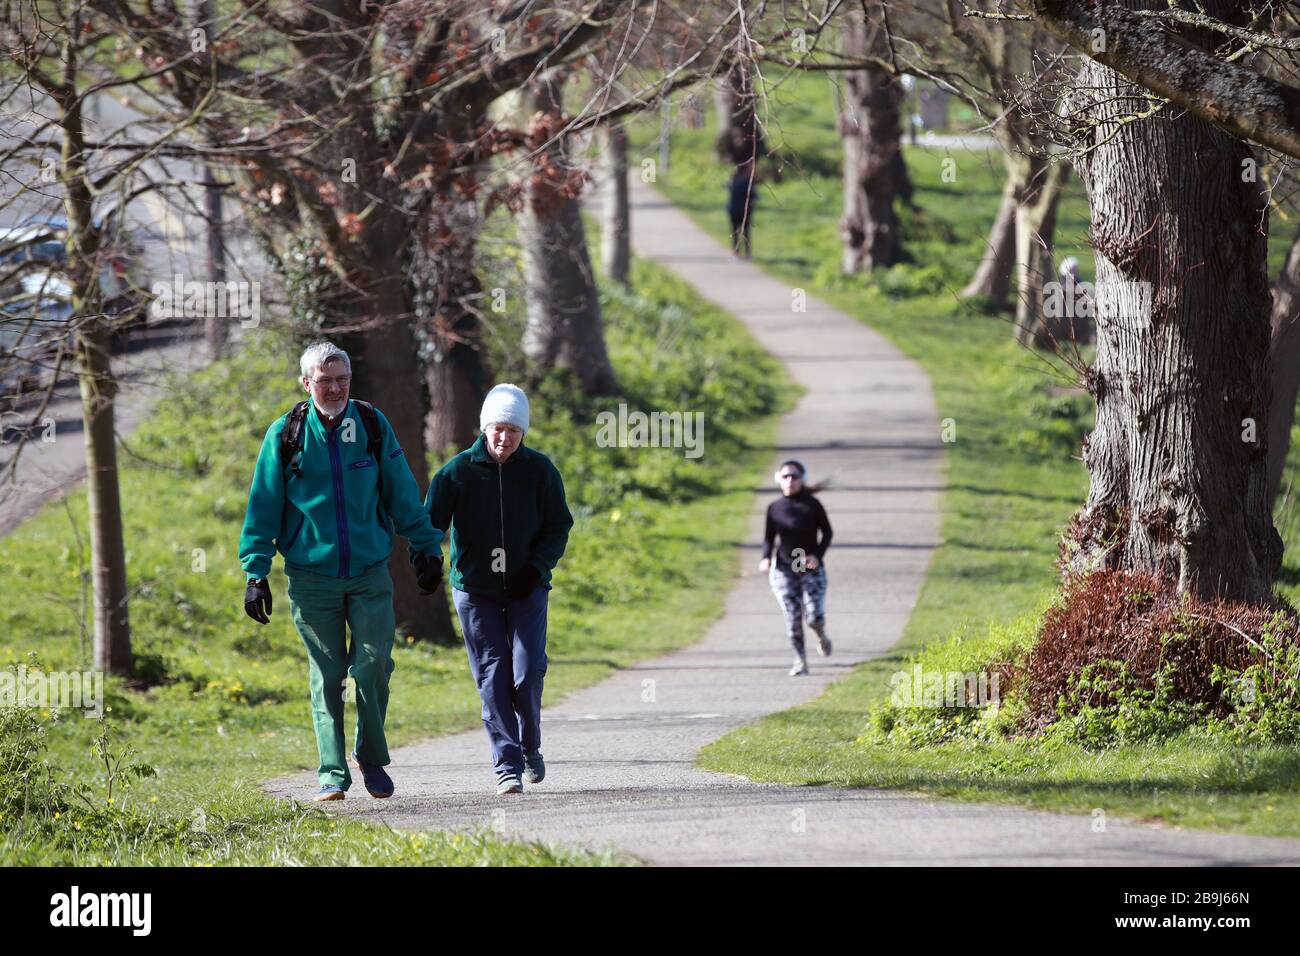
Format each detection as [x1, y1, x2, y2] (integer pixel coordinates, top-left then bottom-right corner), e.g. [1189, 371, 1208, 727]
[1017, 570, 1297, 734]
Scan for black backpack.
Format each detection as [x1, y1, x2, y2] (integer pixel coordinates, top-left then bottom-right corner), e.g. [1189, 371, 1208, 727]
[278, 399, 385, 505]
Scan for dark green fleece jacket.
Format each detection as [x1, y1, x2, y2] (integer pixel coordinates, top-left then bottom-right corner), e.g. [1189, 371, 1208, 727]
[423, 434, 573, 597]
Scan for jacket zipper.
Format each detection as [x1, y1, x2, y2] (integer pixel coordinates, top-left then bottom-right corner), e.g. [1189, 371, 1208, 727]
[497, 460, 506, 591]
[328, 425, 350, 579]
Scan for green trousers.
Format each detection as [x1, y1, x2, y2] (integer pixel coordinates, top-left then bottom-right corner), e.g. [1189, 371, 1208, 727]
[286, 561, 396, 789]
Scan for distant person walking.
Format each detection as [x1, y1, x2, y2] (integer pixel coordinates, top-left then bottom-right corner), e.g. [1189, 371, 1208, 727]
[727, 160, 759, 259]
[424, 384, 574, 795]
[759, 459, 833, 676]
[239, 341, 445, 802]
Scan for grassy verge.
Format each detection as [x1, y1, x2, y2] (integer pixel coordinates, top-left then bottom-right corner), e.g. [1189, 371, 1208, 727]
[0, 253, 795, 864]
[627, 71, 1300, 838]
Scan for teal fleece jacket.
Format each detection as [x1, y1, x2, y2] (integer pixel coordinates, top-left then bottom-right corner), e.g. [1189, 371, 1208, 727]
[424, 434, 573, 597]
[239, 399, 443, 581]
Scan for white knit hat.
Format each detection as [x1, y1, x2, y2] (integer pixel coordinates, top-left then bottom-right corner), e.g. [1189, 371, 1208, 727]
[479, 383, 530, 433]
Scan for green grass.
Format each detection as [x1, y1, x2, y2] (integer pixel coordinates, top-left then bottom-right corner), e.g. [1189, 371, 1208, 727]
[627, 71, 1300, 838]
[0, 252, 796, 865]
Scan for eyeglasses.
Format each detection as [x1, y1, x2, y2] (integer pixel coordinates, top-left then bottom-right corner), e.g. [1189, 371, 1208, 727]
[309, 375, 351, 388]
[778, 472, 802, 481]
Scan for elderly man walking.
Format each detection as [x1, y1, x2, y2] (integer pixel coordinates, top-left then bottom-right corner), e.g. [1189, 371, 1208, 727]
[425, 384, 573, 794]
[240, 341, 445, 802]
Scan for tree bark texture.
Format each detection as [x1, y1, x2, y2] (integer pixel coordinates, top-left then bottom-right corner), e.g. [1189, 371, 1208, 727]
[1068, 12, 1281, 603]
[962, 166, 1018, 307]
[1014, 159, 1071, 348]
[519, 69, 619, 395]
[1029, 0, 1300, 161]
[838, 10, 904, 274]
[601, 118, 631, 288]
[1266, 231, 1300, 509]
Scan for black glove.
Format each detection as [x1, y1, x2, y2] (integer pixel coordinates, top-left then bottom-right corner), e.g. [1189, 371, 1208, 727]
[244, 578, 272, 624]
[505, 564, 541, 601]
[412, 552, 443, 595]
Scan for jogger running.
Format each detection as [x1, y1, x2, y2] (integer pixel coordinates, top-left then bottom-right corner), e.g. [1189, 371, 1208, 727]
[759, 458, 834, 676]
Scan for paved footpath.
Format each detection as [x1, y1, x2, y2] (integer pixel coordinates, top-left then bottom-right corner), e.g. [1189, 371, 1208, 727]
[267, 179, 1300, 866]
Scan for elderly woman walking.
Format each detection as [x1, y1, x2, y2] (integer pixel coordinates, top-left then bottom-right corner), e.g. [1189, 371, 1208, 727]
[424, 384, 574, 794]
[759, 458, 834, 676]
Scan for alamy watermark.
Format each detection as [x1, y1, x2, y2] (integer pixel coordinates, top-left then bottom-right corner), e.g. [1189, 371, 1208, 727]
[150, 274, 261, 328]
[889, 665, 1000, 708]
[0, 665, 104, 718]
[595, 403, 704, 459]
[1043, 278, 1153, 328]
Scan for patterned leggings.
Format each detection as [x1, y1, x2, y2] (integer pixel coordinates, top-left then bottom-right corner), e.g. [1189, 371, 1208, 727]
[768, 564, 828, 656]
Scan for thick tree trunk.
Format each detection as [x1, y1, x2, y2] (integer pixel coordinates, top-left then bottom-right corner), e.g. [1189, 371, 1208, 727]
[326, 198, 442, 639]
[519, 69, 618, 395]
[356, 268, 437, 638]
[1067, 21, 1281, 603]
[838, 10, 904, 274]
[1266, 232, 1300, 509]
[962, 167, 1018, 307]
[408, 185, 487, 646]
[417, 185, 490, 459]
[601, 118, 631, 287]
[1014, 159, 1069, 349]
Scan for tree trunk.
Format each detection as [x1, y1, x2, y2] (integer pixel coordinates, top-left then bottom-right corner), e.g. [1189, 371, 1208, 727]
[201, 157, 227, 357]
[714, 61, 765, 167]
[417, 183, 490, 460]
[357, 271, 437, 638]
[404, 182, 488, 645]
[190, 0, 228, 358]
[962, 163, 1019, 307]
[1014, 159, 1069, 349]
[60, 89, 132, 674]
[601, 118, 631, 287]
[1266, 231, 1300, 509]
[327, 202, 442, 639]
[892, 148, 914, 207]
[76, 318, 132, 675]
[519, 69, 618, 395]
[838, 9, 904, 274]
[1067, 19, 1281, 604]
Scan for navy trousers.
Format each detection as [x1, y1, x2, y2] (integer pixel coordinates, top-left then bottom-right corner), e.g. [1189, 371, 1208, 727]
[452, 585, 549, 776]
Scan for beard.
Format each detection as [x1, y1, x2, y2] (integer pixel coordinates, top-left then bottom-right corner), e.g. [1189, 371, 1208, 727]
[315, 396, 347, 418]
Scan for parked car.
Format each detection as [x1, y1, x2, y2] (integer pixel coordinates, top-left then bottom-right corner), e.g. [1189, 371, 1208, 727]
[0, 213, 142, 397]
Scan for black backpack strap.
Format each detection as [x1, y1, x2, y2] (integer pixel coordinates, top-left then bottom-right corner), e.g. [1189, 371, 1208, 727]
[278, 401, 310, 478]
[352, 400, 383, 462]
[352, 400, 387, 515]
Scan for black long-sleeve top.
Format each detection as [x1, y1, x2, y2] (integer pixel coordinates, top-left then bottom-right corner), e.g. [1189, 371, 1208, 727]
[762, 490, 832, 571]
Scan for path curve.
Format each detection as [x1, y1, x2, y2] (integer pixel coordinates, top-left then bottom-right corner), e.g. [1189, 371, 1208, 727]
[266, 179, 1300, 865]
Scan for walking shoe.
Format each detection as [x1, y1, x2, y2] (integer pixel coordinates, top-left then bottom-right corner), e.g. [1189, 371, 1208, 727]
[789, 656, 809, 677]
[313, 785, 345, 802]
[351, 752, 394, 799]
[496, 772, 524, 795]
[523, 751, 546, 785]
[815, 631, 833, 657]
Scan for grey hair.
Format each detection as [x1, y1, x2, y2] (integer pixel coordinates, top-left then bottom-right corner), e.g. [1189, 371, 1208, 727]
[299, 341, 351, 379]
